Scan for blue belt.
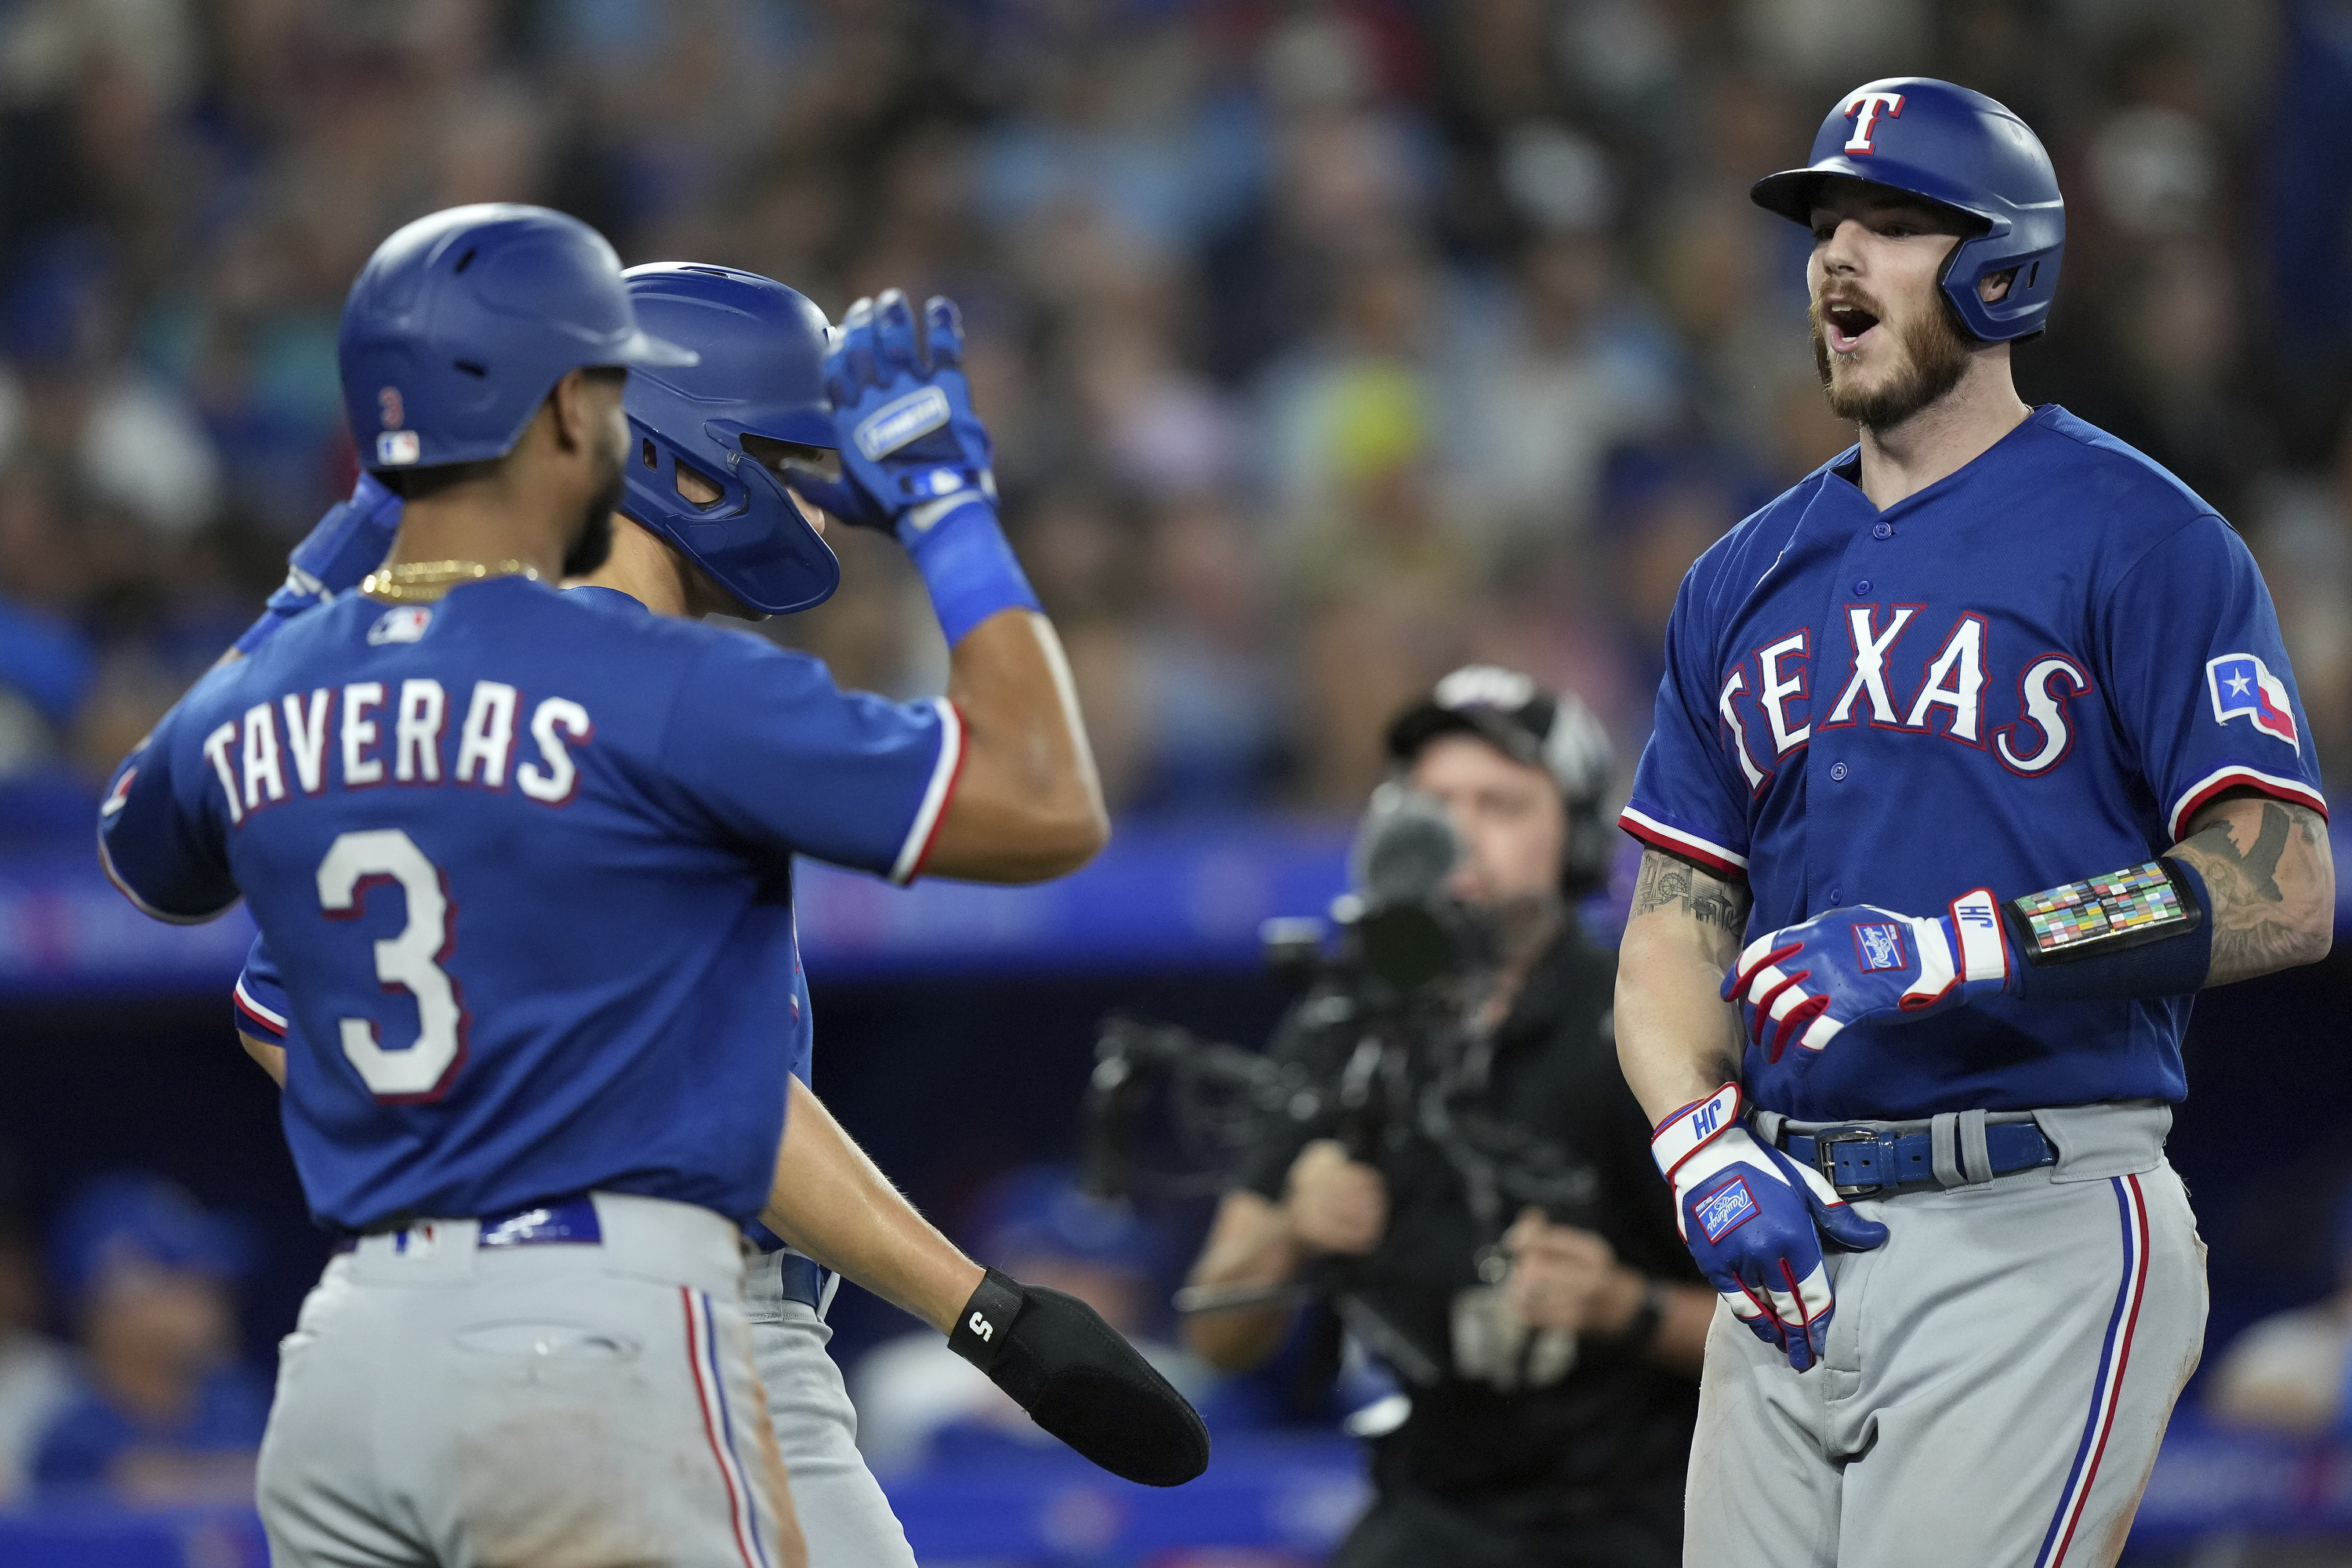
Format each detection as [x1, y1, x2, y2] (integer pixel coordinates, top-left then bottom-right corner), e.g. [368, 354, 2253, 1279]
[775, 1251, 826, 1310]
[1779, 1123, 2055, 1197]
[334, 1193, 602, 1254]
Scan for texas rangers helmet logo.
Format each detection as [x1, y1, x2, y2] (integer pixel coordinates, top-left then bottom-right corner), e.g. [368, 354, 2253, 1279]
[1854, 921, 1907, 972]
[1843, 92, 1905, 154]
[2206, 653, 2299, 751]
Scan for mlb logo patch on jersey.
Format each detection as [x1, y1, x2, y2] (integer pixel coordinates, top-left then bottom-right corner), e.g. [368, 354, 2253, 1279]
[1694, 1174, 1759, 1244]
[368, 606, 434, 645]
[2207, 654, 2299, 751]
[1853, 922, 1907, 973]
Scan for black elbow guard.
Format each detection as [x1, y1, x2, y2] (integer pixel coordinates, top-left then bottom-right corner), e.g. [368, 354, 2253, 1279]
[947, 1267, 1210, 1486]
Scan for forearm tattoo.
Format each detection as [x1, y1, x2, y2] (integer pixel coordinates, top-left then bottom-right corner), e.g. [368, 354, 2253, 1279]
[2169, 801, 2332, 985]
[1630, 849, 1749, 935]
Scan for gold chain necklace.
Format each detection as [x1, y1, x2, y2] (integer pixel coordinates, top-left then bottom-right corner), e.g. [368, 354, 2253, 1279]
[361, 560, 542, 603]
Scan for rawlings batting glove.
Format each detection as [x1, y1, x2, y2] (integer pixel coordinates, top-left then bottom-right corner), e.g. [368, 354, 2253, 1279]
[948, 1268, 1210, 1487]
[1722, 891, 2013, 1066]
[786, 290, 1040, 644]
[231, 474, 403, 655]
[1652, 1084, 1887, 1373]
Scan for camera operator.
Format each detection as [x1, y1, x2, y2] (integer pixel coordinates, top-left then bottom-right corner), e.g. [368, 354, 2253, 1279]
[1184, 667, 1712, 1568]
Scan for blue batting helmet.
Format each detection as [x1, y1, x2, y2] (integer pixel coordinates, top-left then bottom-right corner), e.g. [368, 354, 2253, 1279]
[1751, 78, 2063, 343]
[616, 264, 840, 616]
[339, 204, 695, 474]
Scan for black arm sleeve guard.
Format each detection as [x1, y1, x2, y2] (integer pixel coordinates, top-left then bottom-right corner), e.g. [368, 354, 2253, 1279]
[947, 1267, 1210, 1486]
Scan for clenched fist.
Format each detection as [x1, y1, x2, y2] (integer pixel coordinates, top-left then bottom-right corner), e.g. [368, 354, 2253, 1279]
[1282, 1140, 1388, 1255]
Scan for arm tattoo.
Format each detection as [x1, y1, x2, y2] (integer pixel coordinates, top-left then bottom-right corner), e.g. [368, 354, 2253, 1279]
[1629, 849, 1748, 935]
[2169, 801, 2332, 985]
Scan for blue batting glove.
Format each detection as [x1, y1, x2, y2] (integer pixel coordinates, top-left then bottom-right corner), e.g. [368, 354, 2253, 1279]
[786, 290, 997, 541]
[1721, 891, 2015, 1067]
[232, 474, 403, 655]
[786, 290, 1040, 645]
[1652, 1083, 1887, 1373]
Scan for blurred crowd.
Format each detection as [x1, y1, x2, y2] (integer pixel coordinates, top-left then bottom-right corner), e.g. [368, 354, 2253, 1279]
[2, 0, 2351, 815]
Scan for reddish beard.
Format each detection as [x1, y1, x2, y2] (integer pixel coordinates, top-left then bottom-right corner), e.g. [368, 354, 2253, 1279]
[1811, 287, 1974, 432]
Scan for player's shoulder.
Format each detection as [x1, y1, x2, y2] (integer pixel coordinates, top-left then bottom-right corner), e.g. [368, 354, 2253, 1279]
[1675, 461, 1842, 611]
[2015, 405, 2220, 524]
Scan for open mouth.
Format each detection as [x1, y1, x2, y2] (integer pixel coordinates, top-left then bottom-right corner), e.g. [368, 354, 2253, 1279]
[1824, 302, 1880, 354]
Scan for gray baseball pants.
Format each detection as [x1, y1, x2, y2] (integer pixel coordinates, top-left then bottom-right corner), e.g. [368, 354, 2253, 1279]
[256, 1192, 797, 1568]
[742, 1250, 920, 1568]
[1685, 1102, 2206, 1568]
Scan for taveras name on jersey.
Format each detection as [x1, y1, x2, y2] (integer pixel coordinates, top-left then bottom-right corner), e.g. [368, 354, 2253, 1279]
[1624, 405, 2328, 1123]
[100, 579, 960, 1231]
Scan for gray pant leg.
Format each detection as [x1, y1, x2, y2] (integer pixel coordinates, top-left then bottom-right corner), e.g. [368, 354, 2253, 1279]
[1833, 1160, 2205, 1568]
[1683, 1292, 1842, 1568]
[748, 1289, 919, 1568]
[257, 1263, 430, 1568]
[260, 1201, 794, 1568]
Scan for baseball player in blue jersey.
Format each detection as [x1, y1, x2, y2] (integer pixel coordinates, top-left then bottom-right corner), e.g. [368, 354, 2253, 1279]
[1613, 82, 2335, 1566]
[223, 259, 1206, 1566]
[95, 205, 1203, 1566]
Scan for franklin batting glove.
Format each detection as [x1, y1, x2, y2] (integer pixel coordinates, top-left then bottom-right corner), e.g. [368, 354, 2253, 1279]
[948, 1268, 1210, 1486]
[786, 290, 996, 539]
[232, 474, 404, 655]
[1722, 891, 2014, 1065]
[1652, 1084, 1886, 1373]
[786, 291, 1040, 644]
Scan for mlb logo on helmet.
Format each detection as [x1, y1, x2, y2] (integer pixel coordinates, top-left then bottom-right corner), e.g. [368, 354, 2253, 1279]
[1854, 921, 1907, 972]
[1696, 1175, 1759, 1244]
[2206, 653, 2298, 751]
[377, 430, 421, 466]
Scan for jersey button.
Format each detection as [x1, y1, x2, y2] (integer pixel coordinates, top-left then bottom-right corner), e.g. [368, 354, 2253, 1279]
[1853, 579, 1871, 596]
[1872, 522, 1893, 539]
[1828, 886, 1845, 904]
[1829, 761, 1849, 781]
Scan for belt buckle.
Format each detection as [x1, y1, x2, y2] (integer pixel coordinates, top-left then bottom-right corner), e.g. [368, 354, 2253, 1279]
[1812, 1127, 1884, 1198]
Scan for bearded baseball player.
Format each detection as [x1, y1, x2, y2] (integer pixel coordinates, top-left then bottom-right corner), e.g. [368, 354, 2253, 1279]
[94, 205, 1202, 1566]
[226, 260, 1207, 1567]
[1614, 80, 2334, 1566]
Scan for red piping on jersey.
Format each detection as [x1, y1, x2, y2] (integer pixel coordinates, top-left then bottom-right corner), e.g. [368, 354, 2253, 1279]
[2165, 768, 2328, 843]
[232, 982, 287, 1039]
[1618, 810, 1749, 880]
[905, 699, 970, 883]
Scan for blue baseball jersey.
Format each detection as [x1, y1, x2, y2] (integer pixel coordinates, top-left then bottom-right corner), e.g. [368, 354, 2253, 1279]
[103, 577, 960, 1229]
[1623, 405, 2327, 1121]
[234, 925, 812, 1252]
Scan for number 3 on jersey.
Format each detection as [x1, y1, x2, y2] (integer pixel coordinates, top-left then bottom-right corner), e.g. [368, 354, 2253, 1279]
[316, 829, 466, 1099]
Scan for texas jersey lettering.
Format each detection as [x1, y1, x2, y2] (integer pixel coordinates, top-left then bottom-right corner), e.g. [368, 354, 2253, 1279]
[1623, 405, 2325, 1121]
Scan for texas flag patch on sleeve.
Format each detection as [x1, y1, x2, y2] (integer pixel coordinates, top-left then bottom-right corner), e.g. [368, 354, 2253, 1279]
[2207, 654, 2299, 751]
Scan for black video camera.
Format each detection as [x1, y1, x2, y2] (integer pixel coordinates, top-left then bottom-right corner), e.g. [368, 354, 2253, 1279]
[1080, 790, 1599, 1384]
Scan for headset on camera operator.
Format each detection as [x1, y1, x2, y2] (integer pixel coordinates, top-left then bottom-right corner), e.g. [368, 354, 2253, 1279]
[1183, 667, 1712, 1568]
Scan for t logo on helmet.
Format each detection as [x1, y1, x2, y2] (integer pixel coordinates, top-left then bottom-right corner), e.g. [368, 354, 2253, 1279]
[1842, 92, 1905, 154]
